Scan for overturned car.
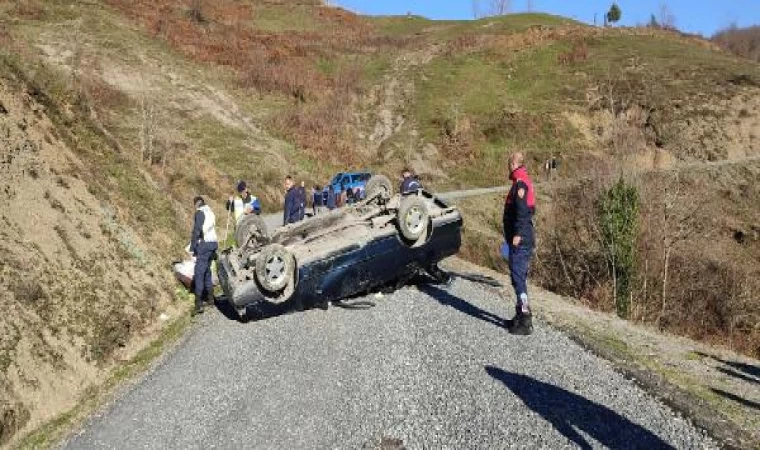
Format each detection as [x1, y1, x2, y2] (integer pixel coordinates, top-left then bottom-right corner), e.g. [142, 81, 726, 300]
[216, 175, 463, 319]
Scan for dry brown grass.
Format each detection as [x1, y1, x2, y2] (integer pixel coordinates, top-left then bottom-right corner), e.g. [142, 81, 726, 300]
[557, 40, 589, 65]
[102, 0, 410, 162]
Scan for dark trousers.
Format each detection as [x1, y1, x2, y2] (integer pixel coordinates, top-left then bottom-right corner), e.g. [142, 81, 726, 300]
[509, 243, 533, 305]
[193, 241, 218, 306]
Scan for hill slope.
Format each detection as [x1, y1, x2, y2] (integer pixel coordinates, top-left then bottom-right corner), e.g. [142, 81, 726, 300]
[1, 0, 759, 445]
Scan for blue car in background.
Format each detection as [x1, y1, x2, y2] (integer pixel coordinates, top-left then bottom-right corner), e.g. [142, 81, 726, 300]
[323, 171, 372, 202]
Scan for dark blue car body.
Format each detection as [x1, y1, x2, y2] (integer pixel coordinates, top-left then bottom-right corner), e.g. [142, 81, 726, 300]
[217, 194, 462, 319]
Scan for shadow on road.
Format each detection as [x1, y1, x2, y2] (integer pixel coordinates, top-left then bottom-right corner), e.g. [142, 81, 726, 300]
[447, 272, 503, 288]
[695, 352, 760, 385]
[485, 366, 674, 450]
[419, 284, 507, 329]
[710, 388, 760, 411]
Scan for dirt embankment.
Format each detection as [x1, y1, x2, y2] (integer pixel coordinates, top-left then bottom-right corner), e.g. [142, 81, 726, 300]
[0, 70, 182, 446]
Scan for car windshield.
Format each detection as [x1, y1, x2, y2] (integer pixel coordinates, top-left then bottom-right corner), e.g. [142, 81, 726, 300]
[330, 173, 343, 184]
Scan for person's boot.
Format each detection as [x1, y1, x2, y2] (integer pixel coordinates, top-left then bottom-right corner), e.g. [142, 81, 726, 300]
[508, 309, 533, 335]
[204, 291, 216, 306]
[427, 265, 453, 287]
[193, 295, 205, 316]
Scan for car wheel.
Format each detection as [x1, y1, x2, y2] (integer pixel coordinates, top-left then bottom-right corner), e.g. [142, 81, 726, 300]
[364, 174, 393, 201]
[397, 195, 430, 243]
[235, 214, 269, 248]
[255, 244, 295, 293]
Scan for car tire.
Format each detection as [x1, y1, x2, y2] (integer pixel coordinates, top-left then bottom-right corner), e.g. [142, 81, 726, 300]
[255, 244, 295, 293]
[235, 214, 269, 248]
[365, 174, 393, 201]
[397, 195, 430, 243]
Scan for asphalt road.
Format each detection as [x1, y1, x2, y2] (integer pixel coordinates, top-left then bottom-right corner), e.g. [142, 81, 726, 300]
[63, 275, 716, 449]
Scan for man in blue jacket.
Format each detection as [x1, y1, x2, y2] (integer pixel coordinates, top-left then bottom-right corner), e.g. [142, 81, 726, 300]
[283, 176, 303, 225]
[503, 152, 536, 335]
[400, 168, 422, 194]
[189, 196, 218, 315]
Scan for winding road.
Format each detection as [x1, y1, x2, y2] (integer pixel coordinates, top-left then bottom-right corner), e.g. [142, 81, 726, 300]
[63, 274, 715, 449]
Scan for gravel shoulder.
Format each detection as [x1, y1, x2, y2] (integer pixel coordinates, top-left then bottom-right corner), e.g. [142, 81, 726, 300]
[61, 258, 723, 450]
[443, 257, 760, 450]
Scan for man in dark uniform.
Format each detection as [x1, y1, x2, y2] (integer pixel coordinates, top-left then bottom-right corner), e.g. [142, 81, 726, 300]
[503, 152, 536, 335]
[189, 196, 218, 315]
[400, 168, 422, 194]
[283, 176, 302, 224]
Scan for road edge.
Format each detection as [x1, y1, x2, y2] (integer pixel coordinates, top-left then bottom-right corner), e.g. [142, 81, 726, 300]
[10, 312, 197, 450]
[442, 256, 758, 450]
[549, 320, 755, 450]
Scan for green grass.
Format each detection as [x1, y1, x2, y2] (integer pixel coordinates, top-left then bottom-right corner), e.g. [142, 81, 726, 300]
[371, 13, 578, 40]
[249, 4, 327, 32]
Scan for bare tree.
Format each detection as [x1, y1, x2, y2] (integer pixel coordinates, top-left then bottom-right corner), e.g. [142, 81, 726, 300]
[472, 0, 481, 19]
[659, 2, 676, 30]
[657, 172, 697, 326]
[139, 94, 156, 164]
[189, 0, 205, 23]
[490, 0, 511, 16]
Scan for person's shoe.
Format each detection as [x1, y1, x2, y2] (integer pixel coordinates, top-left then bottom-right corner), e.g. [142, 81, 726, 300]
[204, 292, 216, 305]
[193, 294, 205, 316]
[508, 311, 533, 335]
[427, 265, 453, 287]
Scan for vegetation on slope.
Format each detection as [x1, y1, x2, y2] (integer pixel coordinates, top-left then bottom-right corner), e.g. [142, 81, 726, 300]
[713, 25, 760, 62]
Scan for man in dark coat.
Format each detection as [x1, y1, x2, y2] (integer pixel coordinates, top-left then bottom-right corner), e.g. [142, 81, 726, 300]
[503, 152, 536, 335]
[283, 176, 302, 224]
[189, 196, 218, 315]
[400, 168, 422, 194]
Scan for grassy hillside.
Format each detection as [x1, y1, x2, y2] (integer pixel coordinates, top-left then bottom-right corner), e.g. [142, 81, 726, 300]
[1, 0, 759, 446]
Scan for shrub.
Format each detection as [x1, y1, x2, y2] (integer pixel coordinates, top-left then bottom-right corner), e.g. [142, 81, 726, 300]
[712, 25, 760, 62]
[596, 177, 639, 318]
[557, 41, 589, 65]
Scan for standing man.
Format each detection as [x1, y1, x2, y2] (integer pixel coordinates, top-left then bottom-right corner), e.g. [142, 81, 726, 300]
[400, 168, 422, 194]
[326, 185, 337, 210]
[299, 181, 307, 220]
[226, 181, 261, 225]
[283, 176, 302, 224]
[190, 196, 218, 315]
[312, 185, 323, 215]
[503, 152, 536, 335]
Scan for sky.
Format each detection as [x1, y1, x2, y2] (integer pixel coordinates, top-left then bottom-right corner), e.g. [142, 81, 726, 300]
[334, 0, 760, 37]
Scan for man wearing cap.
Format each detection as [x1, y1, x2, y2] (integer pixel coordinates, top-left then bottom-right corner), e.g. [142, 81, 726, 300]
[189, 196, 218, 315]
[227, 181, 261, 225]
[503, 152, 536, 335]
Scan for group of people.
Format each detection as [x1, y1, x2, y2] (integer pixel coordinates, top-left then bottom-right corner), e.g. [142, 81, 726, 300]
[542, 156, 559, 181]
[187, 158, 537, 337]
